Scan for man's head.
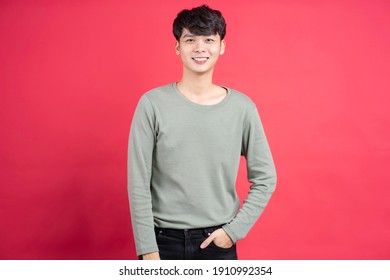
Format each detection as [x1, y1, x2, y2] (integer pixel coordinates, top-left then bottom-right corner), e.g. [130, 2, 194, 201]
[173, 5, 227, 75]
[173, 5, 226, 41]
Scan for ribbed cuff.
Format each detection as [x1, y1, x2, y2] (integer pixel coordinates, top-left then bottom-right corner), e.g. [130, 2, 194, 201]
[222, 224, 239, 244]
[136, 244, 159, 257]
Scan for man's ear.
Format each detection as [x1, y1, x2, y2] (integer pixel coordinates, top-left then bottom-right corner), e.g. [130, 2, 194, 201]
[175, 41, 180, 55]
[220, 39, 226, 55]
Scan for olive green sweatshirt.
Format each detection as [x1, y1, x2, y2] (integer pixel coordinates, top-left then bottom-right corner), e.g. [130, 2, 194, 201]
[128, 83, 277, 256]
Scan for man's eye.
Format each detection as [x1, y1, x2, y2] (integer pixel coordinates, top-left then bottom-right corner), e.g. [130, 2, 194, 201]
[186, 39, 194, 43]
[206, 38, 215, 42]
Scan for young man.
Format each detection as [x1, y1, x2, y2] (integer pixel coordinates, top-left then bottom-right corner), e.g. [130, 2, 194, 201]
[128, 5, 276, 260]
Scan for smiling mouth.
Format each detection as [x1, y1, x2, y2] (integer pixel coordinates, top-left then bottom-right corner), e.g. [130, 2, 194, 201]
[192, 57, 209, 61]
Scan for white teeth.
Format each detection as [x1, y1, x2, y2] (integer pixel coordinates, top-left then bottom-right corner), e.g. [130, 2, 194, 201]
[193, 58, 208, 61]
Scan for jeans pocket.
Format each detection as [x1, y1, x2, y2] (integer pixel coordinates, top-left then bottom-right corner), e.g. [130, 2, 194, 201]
[211, 240, 235, 250]
[206, 240, 238, 260]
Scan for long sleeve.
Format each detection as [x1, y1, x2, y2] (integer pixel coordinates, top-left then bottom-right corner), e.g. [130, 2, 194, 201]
[127, 94, 158, 256]
[223, 104, 277, 243]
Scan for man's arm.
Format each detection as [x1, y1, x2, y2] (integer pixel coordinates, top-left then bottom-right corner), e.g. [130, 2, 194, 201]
[222, 104, 277, 243]
[128, 94, 159, 257]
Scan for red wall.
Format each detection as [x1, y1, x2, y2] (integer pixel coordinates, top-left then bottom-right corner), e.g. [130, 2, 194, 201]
[1, 0, 389, 259]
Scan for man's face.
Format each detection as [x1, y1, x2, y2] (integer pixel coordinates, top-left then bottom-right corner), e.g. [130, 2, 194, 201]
[175, 28, 225, 75]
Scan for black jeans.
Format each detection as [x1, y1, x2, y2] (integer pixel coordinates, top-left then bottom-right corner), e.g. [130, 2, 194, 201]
[152, 225, 237, 260]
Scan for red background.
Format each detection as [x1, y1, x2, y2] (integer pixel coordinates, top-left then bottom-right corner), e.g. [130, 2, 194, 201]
[1, 0, 389, 259]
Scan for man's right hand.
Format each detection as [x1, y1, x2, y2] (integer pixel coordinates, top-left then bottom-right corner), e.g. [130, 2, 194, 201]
[141, 252, 161, 260]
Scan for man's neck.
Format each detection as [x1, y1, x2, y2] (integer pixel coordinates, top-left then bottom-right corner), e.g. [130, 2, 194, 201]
[177, 69, 214, 97]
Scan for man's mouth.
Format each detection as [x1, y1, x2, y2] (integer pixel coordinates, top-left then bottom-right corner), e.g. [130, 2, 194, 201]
[192, 57, 209, 64]
[192, 57, 209, 61]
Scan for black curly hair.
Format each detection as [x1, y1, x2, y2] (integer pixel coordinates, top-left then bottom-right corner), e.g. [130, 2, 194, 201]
[173, 5, 226, 41]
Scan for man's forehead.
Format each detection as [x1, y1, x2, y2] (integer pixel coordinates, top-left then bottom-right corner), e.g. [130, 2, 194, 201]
[181, 32, 195, 38]
[180, 29, 219, 38]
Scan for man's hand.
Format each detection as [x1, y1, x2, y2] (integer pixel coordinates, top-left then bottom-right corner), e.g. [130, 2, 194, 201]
[141, 252, 161, 260]
[200, 228, 234, 249]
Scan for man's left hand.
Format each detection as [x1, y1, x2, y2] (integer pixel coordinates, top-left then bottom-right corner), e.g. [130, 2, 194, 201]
[200, 228, 234, 249]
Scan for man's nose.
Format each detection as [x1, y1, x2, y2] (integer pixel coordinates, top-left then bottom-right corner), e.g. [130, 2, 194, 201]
[194, 41, 206, 53]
